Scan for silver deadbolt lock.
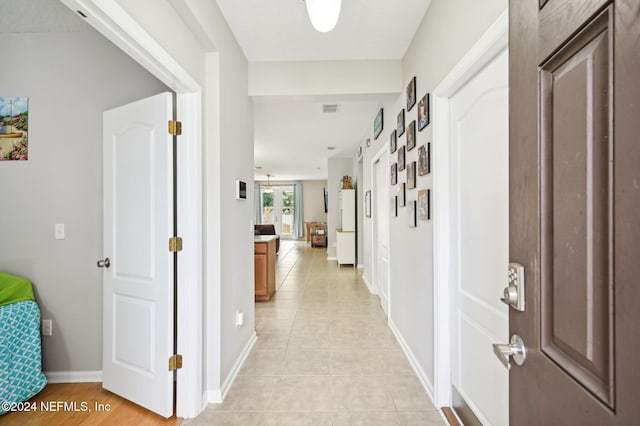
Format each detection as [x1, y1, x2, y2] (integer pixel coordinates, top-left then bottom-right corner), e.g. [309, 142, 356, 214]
[501, 262, 525, 311]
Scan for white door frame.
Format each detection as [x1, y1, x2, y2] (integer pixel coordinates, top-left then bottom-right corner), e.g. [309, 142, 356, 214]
[432, 9, 508, 408]
[61, 0, 203, 418]
[370, 144, 390, 314]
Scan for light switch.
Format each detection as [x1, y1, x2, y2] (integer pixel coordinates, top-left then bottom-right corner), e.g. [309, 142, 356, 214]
[55, 224, 65, 240]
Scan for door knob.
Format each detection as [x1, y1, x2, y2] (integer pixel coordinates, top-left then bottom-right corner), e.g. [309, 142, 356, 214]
[97, 258, 111, 268]
[493, 334, 526, 370]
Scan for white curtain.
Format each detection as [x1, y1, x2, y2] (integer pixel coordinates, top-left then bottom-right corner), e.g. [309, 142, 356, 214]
[293, 182, 304, 239]
[254, 184, 263, 225]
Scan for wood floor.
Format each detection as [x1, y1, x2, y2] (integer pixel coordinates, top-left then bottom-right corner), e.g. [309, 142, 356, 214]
[0, 383, 181, 426]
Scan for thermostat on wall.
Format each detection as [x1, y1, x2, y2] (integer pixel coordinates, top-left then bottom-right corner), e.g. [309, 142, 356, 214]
[236, 180, 247, 200]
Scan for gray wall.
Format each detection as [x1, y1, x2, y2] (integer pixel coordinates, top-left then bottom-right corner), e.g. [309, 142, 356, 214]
[0, 14, 169, 372]
[360, 0, 507, 390]
[302, 180, 328, 225]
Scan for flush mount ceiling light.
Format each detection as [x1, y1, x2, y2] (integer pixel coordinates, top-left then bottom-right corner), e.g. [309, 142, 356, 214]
[264, 174, 274, 193]
[304, 0, 341, 33]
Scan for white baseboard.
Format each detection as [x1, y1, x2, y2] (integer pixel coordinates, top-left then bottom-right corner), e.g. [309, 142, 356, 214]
[45, 370, 102, 383]
[357, 264, 364, 269]
[362, 274, 374, 294]
[326, 256, 337, 261]
[207, 331, 257, 404]
[388, 319, 435, 402]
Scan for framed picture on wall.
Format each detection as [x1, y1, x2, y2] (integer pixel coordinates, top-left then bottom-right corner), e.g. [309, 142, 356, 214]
[398, 145, 406, 171]
[418, 189, 430, 220]
[373, 108, 384, 140]
[418, 93, 430, 130]
[418, 144, 430, 176]
[407, 161, 416, 189]
[407, 120, 416, 151]
[406, 76, 417, 111]
[397, 109, 405, 136]
[390, 129, 397, 153]
[392, 195, 398, 217]
[408, 200, 417, 227]
[365, 190, 372, 217]
[398, 182, 406, 207]
[391, 162, 398, 185]
[0, 97, 29, 161]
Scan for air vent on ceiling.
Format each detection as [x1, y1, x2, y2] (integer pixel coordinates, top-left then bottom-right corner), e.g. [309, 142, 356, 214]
[322, 104, 339, 113]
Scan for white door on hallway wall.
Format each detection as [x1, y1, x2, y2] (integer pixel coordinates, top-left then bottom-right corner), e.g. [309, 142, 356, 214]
[374, 152, 390, 317]
[450, 49, 509, 426]
[101, 92, 174, 418]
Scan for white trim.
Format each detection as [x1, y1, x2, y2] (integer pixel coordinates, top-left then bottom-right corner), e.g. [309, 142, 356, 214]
[326, 256, 337, 261]
[389, 320, 435, 402]
[45, 371, 102, 383]
[61, 0, 199, 93]
[431, 9, 508, 408]
[207, 332, 257, 404]
[60, 0, 204, 419]
[370, 143, 391, 316]
[362, 273, 374, 294]
[357, 263, 364, 269]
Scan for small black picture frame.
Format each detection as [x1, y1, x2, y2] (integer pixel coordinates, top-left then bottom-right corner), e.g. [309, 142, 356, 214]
[408, 200, 417, 227]
[390, 130, 397, 153]
[407, 120, 416, 151]
[374, 108, 384, 140]
[407, 161, 416, 190]
[392, 195, 398, 217]
[418, 189, 430, 220]
[398, 145, 406, 171]
[365, 190, 372, 218]
[397, 109, 405, 137]
[391, 163, 398, 185]
[418, 93, 430, 131]
[406, 76, 417, 111]
[418, 143, 430, 176]
[398, 183, 406, 207]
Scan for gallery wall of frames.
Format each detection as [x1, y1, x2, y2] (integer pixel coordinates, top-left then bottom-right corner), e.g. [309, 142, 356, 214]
[383, 76, 431, 228]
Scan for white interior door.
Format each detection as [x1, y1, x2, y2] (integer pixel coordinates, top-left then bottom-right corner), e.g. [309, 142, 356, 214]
[450, 49, 509, 426]
[102, 92, 174, 418]
[374, 152, 390, 317]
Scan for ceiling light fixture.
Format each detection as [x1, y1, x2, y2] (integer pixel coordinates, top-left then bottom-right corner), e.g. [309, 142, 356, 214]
[304, 0, 341, 33]
[264, 174, 274, 193]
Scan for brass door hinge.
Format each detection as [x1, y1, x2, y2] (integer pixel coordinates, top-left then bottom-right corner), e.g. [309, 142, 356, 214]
[169, 237, 183, 252]
[169, 354, 183, 371]
[168, 120, 182, 136]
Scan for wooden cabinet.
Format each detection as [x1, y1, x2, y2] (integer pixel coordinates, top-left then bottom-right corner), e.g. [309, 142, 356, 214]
[254, 237, 276, 302]
[311, 233, 327, 247]
[336, 189, 356, 266]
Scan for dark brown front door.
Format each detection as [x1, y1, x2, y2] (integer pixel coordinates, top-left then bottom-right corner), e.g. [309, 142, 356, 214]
[510, 0, 640, 424]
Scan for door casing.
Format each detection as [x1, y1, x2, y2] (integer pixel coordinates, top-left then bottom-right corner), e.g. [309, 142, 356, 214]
[61, 0, 204, 418]
[432, 9, 509, 408]
[371, 144, 391, 317]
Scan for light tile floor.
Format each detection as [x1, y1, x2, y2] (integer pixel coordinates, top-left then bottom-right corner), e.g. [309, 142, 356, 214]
[186, 241, 445, 426]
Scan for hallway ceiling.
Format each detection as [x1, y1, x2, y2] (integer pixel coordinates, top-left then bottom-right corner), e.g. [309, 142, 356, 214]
[253, 94, 396, 181]
[216, 0, 431, 61]
[217, 0, 432, 181]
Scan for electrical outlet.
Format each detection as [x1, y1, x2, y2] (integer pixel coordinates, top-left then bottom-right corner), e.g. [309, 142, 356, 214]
[42, 319, 53, 336]
[235, 311, 244, 327]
